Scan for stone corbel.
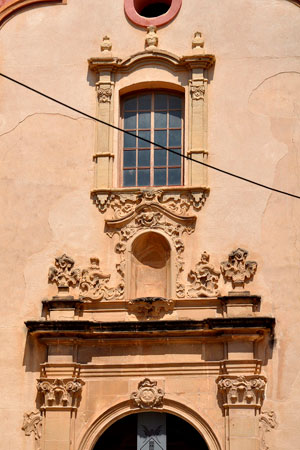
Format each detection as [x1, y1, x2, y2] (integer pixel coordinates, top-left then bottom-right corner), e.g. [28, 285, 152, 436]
[217, 375, 266, 410]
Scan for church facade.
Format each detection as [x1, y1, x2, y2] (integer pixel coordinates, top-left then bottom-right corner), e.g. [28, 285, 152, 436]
[0, 1, 300, 449]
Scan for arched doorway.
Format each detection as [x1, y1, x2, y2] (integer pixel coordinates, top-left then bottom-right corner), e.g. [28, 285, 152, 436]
[93, 412, 209, 450]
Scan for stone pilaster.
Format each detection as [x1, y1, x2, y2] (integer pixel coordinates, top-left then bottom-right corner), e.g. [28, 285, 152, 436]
[217, 375, 267, 450]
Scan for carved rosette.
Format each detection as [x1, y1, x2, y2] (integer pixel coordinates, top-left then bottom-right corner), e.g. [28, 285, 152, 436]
[80, 257, 124, 301]
[22, 411, 42, 450]
[37, 378, 84, 409]
[217, 375, 266, 410]
[259, 410, 278, 450]
[127, 297, 174, 320]
[187, 251, 220, 297]
[220, 248, 258, 291]
[131, 379, 164, 409]
[48, 254, 80, 293]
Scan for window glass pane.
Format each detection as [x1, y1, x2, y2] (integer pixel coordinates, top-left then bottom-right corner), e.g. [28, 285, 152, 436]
[169, 129, 181, 147]
[138, 130, 151, 148]
[123, 169, 136, 186]
[154, 130, 167, 148]
[138, 95, 151, 110]
[154, 148, 167, 166]
[138, 169, 150, 186]
[154, 94, 167, 110]
[124, 111, 136, 129]
[124, 132, 136, 148]
[169, 110, 181, 128]
[168, 167, 181, 185]
[169, 148, 181, 166]
[124, 150, 136, 168]
[124, 97, 137, 111]
[169, 95, 182, 109]
[154, 168, 167, 186]
[154, 111, 167, 129]
[138, 150, 150, 167]
[139, 111, 151, 129]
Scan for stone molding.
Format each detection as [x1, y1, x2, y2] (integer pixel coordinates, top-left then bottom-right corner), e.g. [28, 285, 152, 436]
[220, 248, 258, 293]
[22, 411, 42, 450]
[0, 0, 67, 27]
[131, 378, 165, 409]
[259, 410, 278, 450]
[127, 297, 174, 319]
[216, 375, 266, 410]
[37, 378, 84, 409]
[187, 251, 220, 298]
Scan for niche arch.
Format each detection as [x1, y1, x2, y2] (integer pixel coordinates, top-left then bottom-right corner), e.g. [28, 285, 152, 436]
[127, 230, 173, 299]
[77, 398, 222, 450]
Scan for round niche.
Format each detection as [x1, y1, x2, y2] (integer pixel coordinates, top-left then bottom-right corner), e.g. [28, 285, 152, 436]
[124, 0, 182, 28]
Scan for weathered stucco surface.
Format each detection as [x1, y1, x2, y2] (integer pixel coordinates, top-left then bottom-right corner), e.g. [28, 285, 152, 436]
[0, 0, 300, 449]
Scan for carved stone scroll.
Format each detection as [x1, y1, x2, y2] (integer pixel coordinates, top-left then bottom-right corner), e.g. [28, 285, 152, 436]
[187, 251, 220, 297]
[37, 378, 84, 409]
[220, 248, 258, 292]
[131, 379, 164, 409]
[80, 257, 124, 301]
[22, 411, 42, 450]
[48, 254, 80, 294]
[259, 410, 278, 450]
[127, 297, 174, 320]
[217, 375, 266, 410]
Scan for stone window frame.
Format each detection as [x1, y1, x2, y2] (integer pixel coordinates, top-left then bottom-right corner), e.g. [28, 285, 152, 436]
[120, 89, 185, 188]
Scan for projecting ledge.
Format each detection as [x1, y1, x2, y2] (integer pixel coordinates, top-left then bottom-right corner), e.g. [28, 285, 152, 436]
[25, 317, 275, 340]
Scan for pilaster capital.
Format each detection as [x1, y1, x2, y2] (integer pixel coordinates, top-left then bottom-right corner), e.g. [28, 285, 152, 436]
[37, 378, 84, 410]
[216, 375, 266, 410]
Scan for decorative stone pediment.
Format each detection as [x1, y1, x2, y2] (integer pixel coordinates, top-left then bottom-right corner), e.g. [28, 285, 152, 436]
[217, 375, 266, 410]
[127, 297, 174, 320]
[37, 378, 84, 409]
[131, 379, 165, 409]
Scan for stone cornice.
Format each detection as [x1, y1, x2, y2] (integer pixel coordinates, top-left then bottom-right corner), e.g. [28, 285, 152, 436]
[25, 317, 275, 340]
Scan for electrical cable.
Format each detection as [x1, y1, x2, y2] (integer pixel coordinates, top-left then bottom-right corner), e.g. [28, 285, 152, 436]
[0, 72, 299, 200]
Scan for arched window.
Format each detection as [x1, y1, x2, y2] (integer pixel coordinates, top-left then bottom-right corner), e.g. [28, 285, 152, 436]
[121, 91, 184, 187]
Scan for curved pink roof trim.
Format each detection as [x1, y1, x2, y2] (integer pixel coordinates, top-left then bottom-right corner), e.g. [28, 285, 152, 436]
[0, 0, 66, 27]
[124, 0, 182, 28]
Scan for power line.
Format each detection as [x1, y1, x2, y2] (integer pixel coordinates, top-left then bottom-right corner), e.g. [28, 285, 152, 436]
[0, 71, 299, 200]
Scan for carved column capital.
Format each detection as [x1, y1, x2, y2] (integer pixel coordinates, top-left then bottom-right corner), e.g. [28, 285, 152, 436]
[190, 80, 205, 101]
[216, 375, 266, 410]
[131, 378, 165, 409]
[96, 82, 113, 103]
[37, 378, 84, 410]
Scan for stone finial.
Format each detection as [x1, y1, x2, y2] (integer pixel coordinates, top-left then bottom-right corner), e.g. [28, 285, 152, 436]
[48, 254, 80, 294]
[100, 35, 112, 55]
[192, 31, 204, 54]
[220, 248, 257, 293]
[145, 26, 158, 51]
[187, 251, 220, 297]
[131, 378, 164, 409]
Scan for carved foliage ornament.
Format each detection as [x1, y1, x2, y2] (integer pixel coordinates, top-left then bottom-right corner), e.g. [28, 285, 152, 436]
[220, 248, 257, 291]
[22, 411, 42, 450]
[217, 375, 266, 409]
[37, 378, 83, 409]
[145, 25, 158, 51]
[190, 80, 205, 101]
[48, 255, 124, 301]
[187, 251, 220, 297]
[131, 379, 164, 409]
[127, 297, 174, 320]
[259, 410, 278, 450]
